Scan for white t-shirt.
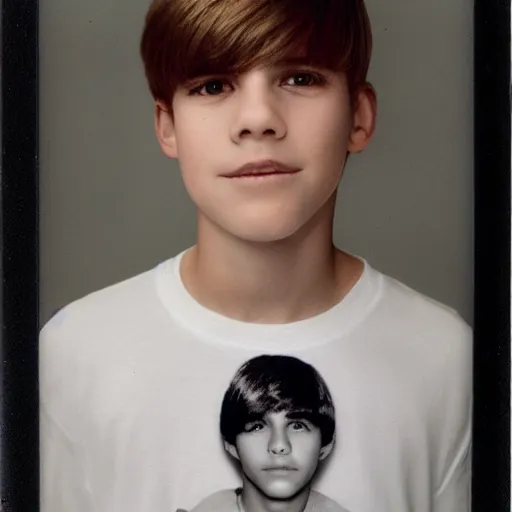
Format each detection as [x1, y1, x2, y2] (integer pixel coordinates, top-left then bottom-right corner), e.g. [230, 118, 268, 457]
[39, 249, 472, 512]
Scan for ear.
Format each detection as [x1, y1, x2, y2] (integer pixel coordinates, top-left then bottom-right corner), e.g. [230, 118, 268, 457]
[154, 100, 178, 159]
[318, 438, 335, 461]
[347, 83, 377, 154]
[224, 441, 240, 461]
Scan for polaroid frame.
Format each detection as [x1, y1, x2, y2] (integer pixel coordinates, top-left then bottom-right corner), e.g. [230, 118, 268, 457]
[0, 0, 510, 511]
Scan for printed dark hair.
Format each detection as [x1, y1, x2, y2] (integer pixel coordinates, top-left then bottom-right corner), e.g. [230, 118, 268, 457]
[220, 355, 335, 447]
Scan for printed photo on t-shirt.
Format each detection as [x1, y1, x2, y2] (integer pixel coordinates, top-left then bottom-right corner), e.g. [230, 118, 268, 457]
[188, 354, 349, 512]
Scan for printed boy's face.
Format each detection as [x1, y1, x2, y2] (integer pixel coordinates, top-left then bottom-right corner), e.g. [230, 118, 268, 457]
[226, 410, 331, 500]
[155, 61, 375, 243]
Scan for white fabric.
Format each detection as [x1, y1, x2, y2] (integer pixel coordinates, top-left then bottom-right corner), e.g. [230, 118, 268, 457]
[40, 249, 472, 512]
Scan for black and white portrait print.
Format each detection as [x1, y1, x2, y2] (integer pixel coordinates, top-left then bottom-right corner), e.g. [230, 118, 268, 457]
[189, 355, 349, 512]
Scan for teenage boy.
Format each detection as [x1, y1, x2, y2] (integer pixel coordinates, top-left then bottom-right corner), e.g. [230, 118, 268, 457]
[39, 1, 472, 511]
[192, 355, 348, 512]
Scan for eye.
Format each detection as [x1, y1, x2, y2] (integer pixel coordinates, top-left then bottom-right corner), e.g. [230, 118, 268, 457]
[289, 421, 310, 431]
[283, 71, 324, 87]
[243, 421, 265, 433]
[188, 78, 231, 96]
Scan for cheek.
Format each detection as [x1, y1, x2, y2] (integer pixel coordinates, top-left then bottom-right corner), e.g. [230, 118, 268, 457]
[237, 436, 267, 465]
[175, 124, 206, 161]
[296, 102, 353, 160]
[293, 435, 322, 463]
[173, 121, 215, 199]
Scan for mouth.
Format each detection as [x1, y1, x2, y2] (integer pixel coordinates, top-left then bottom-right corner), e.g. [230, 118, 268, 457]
[263, 466, 298, 472]
[222, 159, 300, 179]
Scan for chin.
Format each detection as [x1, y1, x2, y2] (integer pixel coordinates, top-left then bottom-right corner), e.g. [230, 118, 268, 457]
[261, 481, 305, 500]
[221, 218, 307, 244]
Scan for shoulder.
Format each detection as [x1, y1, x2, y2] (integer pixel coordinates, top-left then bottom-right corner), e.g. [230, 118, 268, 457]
[38, 261, 168, 416]
[367, 267, 471, 362]
[41, 264, 159, 337]
[369, 269, 472, 487]
[376, 268, 470, 335]
[369, 268, 472, 398]
[39, 259, 171, 358]
[364, 268, 472, 424]
[308, 490, 351, 512]
[190, 489, 238, 512]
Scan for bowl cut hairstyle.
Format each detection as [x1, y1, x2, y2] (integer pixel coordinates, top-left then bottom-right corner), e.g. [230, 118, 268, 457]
[220, 355, 336, 448]
[140, 0, 372, 110]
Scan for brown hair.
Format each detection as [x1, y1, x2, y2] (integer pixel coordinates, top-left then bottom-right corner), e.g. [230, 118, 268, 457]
[140, 0, 372, 109]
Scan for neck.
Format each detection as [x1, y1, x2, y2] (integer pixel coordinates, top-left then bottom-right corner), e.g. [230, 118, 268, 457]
[180, 196, 363, 324]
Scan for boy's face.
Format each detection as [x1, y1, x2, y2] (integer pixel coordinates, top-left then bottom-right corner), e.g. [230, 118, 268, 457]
[155, 60, 375, 243]
[225, 410, 333, 500]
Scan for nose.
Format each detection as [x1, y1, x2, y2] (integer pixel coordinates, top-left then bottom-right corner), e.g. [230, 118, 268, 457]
[230, 80, 286, 143]
[268, 429, 292, 456]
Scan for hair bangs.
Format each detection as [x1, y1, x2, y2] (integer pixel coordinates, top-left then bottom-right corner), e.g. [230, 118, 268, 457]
[241, 381, 316, 418]
[220, 355, 336, 447]
[141, 0, 372, 106]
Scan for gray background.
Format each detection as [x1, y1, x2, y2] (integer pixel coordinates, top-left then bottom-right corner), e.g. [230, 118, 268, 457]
[39, 1, 474, 326]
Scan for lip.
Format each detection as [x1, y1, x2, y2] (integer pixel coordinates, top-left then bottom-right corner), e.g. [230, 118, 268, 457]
[222, 159, 300, 178]
[263, 466, 298, 472]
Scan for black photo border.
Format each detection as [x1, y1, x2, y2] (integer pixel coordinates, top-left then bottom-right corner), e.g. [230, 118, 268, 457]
[1, 1, 39, 511]
[0, 0, 510, 511]
[473, 0, 511, 510]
